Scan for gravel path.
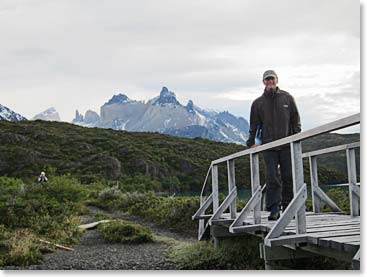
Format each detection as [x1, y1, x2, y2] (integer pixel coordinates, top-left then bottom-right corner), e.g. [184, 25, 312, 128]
[89, 206, 197, 243]
[2, 207, 196, 270]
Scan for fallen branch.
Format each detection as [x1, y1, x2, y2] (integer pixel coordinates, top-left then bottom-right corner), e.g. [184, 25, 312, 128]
[78, 219, 113, 230]
[39, 239, 74, 251]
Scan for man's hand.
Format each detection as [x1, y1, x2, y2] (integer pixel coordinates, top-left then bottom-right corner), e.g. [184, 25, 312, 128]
[250, 144, 258, 148]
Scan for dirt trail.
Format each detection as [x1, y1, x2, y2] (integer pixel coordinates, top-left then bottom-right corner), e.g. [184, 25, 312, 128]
[3, 206, 196, 270]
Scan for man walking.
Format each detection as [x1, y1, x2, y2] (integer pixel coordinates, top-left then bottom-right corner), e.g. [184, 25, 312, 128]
[246, 70, 301, 220]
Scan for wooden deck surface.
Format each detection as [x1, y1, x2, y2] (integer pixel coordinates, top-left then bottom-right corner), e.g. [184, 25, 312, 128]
[210, 211, 360, 253]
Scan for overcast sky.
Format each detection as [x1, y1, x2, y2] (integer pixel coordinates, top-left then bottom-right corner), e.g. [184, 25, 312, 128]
[0, 0, 360, 132]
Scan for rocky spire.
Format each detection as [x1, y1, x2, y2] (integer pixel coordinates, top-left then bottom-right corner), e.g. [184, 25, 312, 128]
[152, 87, 181, 106]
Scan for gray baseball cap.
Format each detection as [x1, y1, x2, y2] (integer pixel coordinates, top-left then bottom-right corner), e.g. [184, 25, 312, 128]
[263, 70, 278, 80]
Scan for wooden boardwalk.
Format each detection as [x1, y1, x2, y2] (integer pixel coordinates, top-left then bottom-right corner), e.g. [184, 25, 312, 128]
[192, 113, 360, 270]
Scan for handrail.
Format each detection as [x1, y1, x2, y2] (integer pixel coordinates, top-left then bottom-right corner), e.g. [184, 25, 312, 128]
[193, 113, 360, 241]
[302, 142, 360, 158]
[200, 165, 213, 198]
[212, 113, 360, 165]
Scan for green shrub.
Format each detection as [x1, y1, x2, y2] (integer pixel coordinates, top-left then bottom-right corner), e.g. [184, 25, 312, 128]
[98, 220, 154, 244]
[0, 176, 88, 228]
[169, 236, 263, 270]
[30, 214, 83, 246]
[125, 194, 200, 235]
[5, 229, 43, 266]
[98, 186, 123, 201]
[325, 188, 350, 213]
[0, 176, 87, 267]
[90, 191, 200, 236]
[117, 191, 155, 211]
[94, 212, 113, 221]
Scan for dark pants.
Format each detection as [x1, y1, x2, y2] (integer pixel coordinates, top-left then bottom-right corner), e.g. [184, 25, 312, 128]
[262, 146, 293, 211]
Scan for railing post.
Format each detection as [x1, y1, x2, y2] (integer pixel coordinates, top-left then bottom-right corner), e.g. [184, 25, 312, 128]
[250, 153, 261, 224]
[346, 148, 359, 216]
[212, 164, 219, 211]
[309, 156, 321, 213]
[290, 142, 306, 234]
[227, 159, 237, 219]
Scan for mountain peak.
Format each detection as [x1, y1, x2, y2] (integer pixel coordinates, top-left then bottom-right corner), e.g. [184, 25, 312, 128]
[186, 100, 195, 114]
[0, 104, 27, 121]
[73, 110, 84, 123]
[152, 87, 180, 106]
[32, 107, 61, 121]
[105, 93, 131, 105]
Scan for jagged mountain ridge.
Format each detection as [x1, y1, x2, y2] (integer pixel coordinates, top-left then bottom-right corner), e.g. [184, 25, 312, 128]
[72, 87, 250, 144]
[0, 104, 27, 121]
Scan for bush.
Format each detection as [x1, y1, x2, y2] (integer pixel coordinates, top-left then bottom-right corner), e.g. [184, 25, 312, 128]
[325, 188, 350, 213]
[90, 191, 200, 236]
[0, 176, 87, 266]
[0, 176, 88, 228]
[125, 194, 200, 235]
[98, 186, 123, 202]
[4, 229, 42, 266]
[169, 236, 264, 270]
[94, 212, 113, 221]
[98, 220, 154, 244]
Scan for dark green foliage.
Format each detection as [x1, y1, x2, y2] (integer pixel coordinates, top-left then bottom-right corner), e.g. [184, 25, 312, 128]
[90, 189, 200, 236]
[98, 220, 154, 244]
[302, 133, 360, 180]
[0, 176, 87, 266]
[0, 120, 246, 192]
[0, 176, 87, 229]
[169, 236, 264, 270]
[1, 229, 43, 267]
[0, 120, 358, 194]
[325, 188, 350, 213]
[94, 212, 113, 221]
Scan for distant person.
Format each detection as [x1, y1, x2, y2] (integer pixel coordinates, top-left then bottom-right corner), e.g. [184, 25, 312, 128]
[246, 70, 301, 220]
[37, 171, 48, 183]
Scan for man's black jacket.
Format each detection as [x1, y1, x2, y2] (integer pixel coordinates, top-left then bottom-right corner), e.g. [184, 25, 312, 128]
[246, 87, 301, 148]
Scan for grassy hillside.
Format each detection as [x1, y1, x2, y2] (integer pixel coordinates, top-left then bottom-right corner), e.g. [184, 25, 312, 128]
[0, 120, 360, 192]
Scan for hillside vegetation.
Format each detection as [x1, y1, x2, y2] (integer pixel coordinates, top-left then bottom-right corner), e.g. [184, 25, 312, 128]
[0, 120, 360, 193]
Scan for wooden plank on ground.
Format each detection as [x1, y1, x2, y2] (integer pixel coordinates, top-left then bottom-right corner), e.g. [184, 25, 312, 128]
[39, 239, 74, 251]
[78, 220, 113, 230]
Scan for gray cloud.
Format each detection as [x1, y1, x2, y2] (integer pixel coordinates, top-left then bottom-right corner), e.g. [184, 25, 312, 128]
[0, 0, 360, 127]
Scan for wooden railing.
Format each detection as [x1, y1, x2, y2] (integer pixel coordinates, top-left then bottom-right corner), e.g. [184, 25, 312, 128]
[303, 142, 360, 215]
[192, 113, 360, 241]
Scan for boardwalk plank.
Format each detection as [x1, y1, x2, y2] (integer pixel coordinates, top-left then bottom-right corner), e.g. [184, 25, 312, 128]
[319, 235, 360, 250]
[268, 230, 360, 246]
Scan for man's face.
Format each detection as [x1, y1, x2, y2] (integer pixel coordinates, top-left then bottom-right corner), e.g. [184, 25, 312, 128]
[263, 76, 278, 91]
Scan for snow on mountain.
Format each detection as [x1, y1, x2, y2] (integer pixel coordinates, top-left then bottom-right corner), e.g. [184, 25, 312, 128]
[72, 87, 249, 145]
[151, 87, 181, 107]
[0, 104, 27, 121]
[31, 107, 61, 121]
[104, 94, 133, 105]
[72, 109, 100, 128]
